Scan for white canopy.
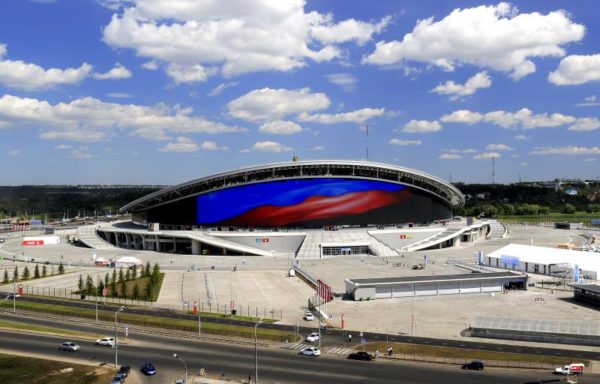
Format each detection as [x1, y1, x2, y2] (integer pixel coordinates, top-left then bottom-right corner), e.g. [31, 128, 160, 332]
[115, 256, 143, 267]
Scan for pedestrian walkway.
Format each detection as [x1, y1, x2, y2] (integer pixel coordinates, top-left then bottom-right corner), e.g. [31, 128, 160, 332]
[284, 342, 353, 356]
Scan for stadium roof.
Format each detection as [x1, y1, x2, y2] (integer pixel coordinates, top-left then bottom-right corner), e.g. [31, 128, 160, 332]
[120, 160, 464, 213]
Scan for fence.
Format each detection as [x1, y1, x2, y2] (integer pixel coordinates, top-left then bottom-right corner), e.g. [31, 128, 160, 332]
[382, 354, 556, 370]
[18, 285, 154, 306]
[180, 299, 283, 320]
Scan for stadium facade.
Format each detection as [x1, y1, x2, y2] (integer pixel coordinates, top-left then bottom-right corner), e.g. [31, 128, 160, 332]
[89, 160, 491, 257]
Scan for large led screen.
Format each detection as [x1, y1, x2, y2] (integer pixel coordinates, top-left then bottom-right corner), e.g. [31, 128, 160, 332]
[196, 178, 421, 227]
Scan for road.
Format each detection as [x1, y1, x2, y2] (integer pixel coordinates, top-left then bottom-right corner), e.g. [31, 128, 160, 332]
[0, 314, 598, 384]
[3, 294, 600, 362]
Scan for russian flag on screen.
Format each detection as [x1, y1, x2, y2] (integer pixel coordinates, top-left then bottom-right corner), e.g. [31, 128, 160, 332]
[197, 178, 406, 226]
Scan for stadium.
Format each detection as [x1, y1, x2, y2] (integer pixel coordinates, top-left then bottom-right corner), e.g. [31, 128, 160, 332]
[90, 160, 494, 257]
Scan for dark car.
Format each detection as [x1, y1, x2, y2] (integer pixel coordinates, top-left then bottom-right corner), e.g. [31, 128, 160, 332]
[111, 373, 126, 384]
[348, 351, 373, 361]
[462, 360, 485, 370]
[140, 362, 157, 375]
[118, 366, 131, 377]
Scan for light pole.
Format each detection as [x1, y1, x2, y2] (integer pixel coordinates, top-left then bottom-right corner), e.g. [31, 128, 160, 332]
[114, 306, 125, 368]
[254, 318, 263, 384]
[173, 353, 188, 384]
[12, 277, 16, 313]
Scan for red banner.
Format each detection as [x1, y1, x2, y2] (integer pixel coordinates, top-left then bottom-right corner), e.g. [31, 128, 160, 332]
[21, 240, 43, 246]
[317, 279, 333, 302]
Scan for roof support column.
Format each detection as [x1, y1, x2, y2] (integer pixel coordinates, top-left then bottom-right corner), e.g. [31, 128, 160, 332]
[191, 240, 200, 255]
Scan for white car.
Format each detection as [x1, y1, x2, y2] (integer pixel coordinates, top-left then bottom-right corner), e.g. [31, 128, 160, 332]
[300, 346, 321, 356]
[306, 332, 320, 342]
[95, 337, 116, 347]
[303, 312, 314, 321]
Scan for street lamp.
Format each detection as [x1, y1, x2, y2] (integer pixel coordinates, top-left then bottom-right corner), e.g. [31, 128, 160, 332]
[173, 353, 188, 384]
[114, 306, 125, 368]
[12, 277, 16, 313]
[254, 318, 263, 384]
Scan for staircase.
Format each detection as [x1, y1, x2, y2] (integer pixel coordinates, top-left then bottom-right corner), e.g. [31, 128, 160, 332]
[296, 229, 399, 259]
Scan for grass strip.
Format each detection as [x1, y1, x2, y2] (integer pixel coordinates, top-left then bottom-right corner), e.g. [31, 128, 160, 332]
[0, 301, 295, 342]
[0, 320, 101, 339]
[0, 353, 114, 384]
[364, 341, 588, 366]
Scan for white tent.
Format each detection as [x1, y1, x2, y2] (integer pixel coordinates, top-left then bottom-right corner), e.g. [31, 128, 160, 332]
[115, 256, 143, 268]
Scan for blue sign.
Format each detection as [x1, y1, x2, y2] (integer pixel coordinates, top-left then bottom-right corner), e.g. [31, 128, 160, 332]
[500, 255, 520, 267]
[591, 219, 600, 226]
[361, 338, 367, 344]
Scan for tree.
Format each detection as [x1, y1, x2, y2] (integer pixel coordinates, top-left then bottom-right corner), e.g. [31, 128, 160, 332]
[120, 280, 127, 298]
[125, 269, 131, 281]
[145, 283, 154, 300]
[111, 269, 117, 285]
[13, 267, 18, 282]
[34, 264, 40, 279]
[151, 263, 161, 284]
[42, 265, 47, 277]
[118, 268, 124, 283]
[78, 275, 84, 292]
[144, 261, 151, 277]
[104, 273, 110, 287]
[3, 269, 8, 284]
[586, 204, 600, 213]
[58, 262, 65, 274]
[132, 282, 140, 299]
[22, 266, 30, 280]
[131, 264, 137, 279]
[97, 280, 105, 296]
[85, 275, 95, 295]
[111, 280, 118, 297]
[563, 203, 576, 214]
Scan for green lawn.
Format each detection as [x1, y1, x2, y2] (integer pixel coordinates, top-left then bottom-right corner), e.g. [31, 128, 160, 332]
[0, 320, 101, 339]
[0, 354, 114, 384]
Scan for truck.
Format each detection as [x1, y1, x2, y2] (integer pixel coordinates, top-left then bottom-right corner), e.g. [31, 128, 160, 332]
[554, 363, 585, 375]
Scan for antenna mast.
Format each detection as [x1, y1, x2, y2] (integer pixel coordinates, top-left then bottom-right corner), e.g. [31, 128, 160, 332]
[365, 125, 369, 161]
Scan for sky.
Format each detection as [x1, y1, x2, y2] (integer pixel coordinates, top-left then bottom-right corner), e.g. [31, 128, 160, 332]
[0, 0, 598, 185]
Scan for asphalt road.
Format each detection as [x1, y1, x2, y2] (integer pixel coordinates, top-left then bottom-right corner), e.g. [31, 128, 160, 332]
[4, 294, 600, 362]
[0, 315, 600, 384]
[2, 327, 596, 384]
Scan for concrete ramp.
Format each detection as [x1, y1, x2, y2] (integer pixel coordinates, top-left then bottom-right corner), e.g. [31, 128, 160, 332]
[76, 225, 115, 249]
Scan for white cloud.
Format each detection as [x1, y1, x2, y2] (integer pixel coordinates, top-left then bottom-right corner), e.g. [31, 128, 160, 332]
[310, 145, 325, 151]
[474, 152, 500, 160]
[549, 54, 600, 85]
[142, 60, 158, 70]
[101, 1, 387, 81]
[208, 81, 239, 97]
[227, 88, 329, 122]
[389, 139, 421, 146]
[54, 144, 72, 150]
[401, 119, 442, 133]
[576, 95, 600, 107]
[439, 153, 462, 160]
[200, 141, 228, 151]
[440, 110, 483, 125]
[0, 94, 244, 142]
[441, 108, 586, 130]
[585, 158, 596, 162]
[514, 134, 529, 141]
[311, 16, 390, 46]
[530, 146, 600, 156]
[259, 120, 303, 135]
[166, 63, 214, 84]
[8, 149, 21, 156]
[442, 148, 477, 154]
[297, 107, 384, 125]
[106, 92, 132, 98]
[93, 63, 132, 80]
[325, 73, 358, 92]
[486, 144, 513, 151]
[158, 137, 198, 152]
[363, 3, 584, 80]
[243, 141, 292, 153]
[431, 71, 491, 99]
[568, 118, 600, 131]
[68, 146, 95, 159]
[0, 43, 92, 90]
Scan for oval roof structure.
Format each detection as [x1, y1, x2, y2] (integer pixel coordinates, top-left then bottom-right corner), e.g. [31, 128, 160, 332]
[120, 160, 464, 213]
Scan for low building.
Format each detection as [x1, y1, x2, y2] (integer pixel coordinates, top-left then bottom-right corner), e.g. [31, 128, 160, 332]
[485, 243, 600, 280]
[570, 284, 600, 308]
[344, 271, 527, 301]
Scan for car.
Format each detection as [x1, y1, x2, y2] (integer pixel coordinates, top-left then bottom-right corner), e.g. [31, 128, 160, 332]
[306, 332, 320, 343]
[175, 379, 185, 384]
[461, 360, 485, 371]
[140, 362, 157, 375]
[58, 342, 80, 352]
[95, 337, 115, 347]
[347, 351, 373, 361]
[111, 373, 126, 384]
[8, 293, 20, 298]
[303, 312, 314, 321]
[117, 366, 131, 377]
[300, 346, 321, 356]
[0, 238, 5, 243]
